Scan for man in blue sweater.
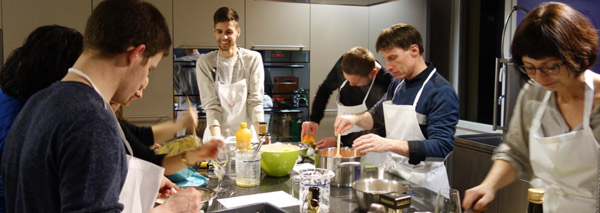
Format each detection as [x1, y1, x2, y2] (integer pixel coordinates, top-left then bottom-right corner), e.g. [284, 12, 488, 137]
[334, 23, 459, 193]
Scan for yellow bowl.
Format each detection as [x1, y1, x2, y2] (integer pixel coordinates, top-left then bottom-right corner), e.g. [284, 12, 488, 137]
[260, 144, 300, 177]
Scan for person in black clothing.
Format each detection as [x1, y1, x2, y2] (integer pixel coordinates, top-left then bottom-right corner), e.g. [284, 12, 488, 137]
[111, 77, 212, 175]
[301, 46, 394, 147]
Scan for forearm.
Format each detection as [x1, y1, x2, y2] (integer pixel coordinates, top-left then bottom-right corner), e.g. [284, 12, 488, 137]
[162, 153, 193, 175]
[387, 139, 409, 156]
[355, 111, 374, 130]
[480, 160, 518, 191]
[152, 121, 184, 144]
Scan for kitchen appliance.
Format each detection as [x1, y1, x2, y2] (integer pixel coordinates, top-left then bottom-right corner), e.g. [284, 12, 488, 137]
[315, 148, 363, 187]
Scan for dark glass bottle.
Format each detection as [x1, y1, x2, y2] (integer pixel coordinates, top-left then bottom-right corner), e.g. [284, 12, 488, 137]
[527, 188, 544, 213]
[307, 187, 320, 213]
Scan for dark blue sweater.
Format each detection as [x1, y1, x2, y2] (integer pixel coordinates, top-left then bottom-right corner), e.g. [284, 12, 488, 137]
[1, 82, 126, 212]
[369, 63, 459, 164]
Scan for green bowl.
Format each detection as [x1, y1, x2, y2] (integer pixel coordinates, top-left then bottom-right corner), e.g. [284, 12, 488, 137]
[260, 144, 300, 177]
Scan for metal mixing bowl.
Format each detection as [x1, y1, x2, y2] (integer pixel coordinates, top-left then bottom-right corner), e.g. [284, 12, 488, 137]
[352, 179, 409, 212]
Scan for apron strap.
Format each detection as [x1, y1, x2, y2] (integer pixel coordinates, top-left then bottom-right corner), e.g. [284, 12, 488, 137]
[67, 68, 134, 156]
[412, 69, 437, 106]
[337, 71, 378, 105]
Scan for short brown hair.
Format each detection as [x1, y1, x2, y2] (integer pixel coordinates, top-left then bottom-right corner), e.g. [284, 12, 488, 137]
[84, 0, 171, 59]
[341, 47, 376, 77]
[511, 2, 598, 76]
[214, 7, 239, 27]
[376, 23, 424, 55]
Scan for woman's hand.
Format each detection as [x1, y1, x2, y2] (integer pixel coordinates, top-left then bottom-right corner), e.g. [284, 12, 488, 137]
[462, 183, 495, 212]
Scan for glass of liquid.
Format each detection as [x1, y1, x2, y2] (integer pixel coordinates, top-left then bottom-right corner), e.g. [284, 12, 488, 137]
[234, 149, 261, 187]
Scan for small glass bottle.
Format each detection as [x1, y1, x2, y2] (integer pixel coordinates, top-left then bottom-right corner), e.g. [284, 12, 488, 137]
[527, 188, 544, 213]
[258, 122, 270, 145]
[307, 187, 320, 213]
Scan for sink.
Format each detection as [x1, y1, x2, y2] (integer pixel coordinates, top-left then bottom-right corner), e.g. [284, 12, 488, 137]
[455, 133, 503, 147]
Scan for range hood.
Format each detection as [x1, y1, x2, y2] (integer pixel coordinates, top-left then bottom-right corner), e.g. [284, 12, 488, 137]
[257, 0, 397, 6]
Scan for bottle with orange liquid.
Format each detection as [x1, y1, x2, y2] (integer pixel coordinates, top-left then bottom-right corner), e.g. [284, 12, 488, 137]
[236, 122, 252, 150]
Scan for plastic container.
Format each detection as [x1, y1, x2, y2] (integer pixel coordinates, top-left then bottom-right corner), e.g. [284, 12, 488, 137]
[235, 150, 261, 187]
[236, 122, 252, 150]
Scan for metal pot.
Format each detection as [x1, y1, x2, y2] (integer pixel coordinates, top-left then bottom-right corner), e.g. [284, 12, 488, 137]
[352, 179, 409, 212]
[315, 147, 362, 187]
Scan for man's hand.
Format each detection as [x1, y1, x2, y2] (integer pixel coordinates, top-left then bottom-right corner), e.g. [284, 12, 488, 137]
[153, 187, 201, 213]
[157, 176, 178, 199]
[315, 137, 337, 149]
[301, 121, 319, 142]
[352, 133, 393, 153]
[334, 115, 358, 136]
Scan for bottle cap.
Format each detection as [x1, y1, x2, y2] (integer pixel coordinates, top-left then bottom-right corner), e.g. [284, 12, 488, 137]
[240, 122, 247, 128]
[528, 188, 544, 204]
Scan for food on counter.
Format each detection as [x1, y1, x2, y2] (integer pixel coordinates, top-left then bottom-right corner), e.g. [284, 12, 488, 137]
[155, 135, 201, 155]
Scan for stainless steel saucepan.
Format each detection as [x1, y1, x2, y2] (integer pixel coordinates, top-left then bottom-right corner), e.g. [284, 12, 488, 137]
[315, 147, 362, 187]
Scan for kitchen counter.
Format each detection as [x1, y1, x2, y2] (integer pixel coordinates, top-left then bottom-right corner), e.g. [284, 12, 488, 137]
[205, 169, 439, 212]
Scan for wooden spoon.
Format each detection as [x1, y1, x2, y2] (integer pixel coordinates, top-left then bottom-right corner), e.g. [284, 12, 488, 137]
[334, 134, 342, 157]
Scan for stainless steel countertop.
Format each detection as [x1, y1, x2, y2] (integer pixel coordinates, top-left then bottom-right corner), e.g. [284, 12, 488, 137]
[205, 169, 439, 212]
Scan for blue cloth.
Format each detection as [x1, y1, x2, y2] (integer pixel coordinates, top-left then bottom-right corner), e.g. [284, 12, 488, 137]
[166, 167, 208, 187]
[0, 90, 23, 213]
[1, 82, 126, 212]
[0, 89, 23, 212]
[369, 63, 459, 164]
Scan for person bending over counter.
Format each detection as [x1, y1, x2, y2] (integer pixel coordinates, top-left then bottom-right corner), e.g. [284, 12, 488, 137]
[334, 23, 459, 193]
[301, 46, 394, 148]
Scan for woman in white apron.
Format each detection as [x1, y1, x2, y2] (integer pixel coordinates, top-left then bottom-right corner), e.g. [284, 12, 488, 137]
[202, 49, 259, 142]
[462, 3, 600, 212]
[380, 69, 449, 193]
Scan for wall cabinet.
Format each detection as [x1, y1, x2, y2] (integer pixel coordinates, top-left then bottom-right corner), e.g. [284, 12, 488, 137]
[173, 0, 245, 49]
[2, 0, 91, 60]
[122, 0, 175, 126]
[245, 0, 310, 50]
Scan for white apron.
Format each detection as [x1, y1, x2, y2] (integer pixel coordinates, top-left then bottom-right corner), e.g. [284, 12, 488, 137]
[69, 68, 164, 213]
[381, 69, 450, 193]
[336, 72, 377, 136]
[529, 70, 599, 213]
[203, 50, 258, 141]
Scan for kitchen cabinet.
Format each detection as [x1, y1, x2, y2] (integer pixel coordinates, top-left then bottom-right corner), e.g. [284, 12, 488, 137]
[173, 0, 245, 49]
[245, 0, 310, 50]
[2, 0, 91, 60]
[309, 4, 369, 141]
[368, 0, 428, 63]
[121, 0, 175, 126]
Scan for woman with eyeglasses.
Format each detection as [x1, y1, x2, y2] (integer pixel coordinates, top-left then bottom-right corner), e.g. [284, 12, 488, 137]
[463, 2, 599, 212]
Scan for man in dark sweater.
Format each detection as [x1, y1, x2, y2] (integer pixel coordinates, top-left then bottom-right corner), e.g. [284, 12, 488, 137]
[335, 24, 459, 192]
[0, 0, 210, 212]
[301, 46, 394, 147]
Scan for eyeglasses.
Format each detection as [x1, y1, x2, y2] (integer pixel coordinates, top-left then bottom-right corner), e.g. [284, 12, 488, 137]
[518, 63, 564, 75]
